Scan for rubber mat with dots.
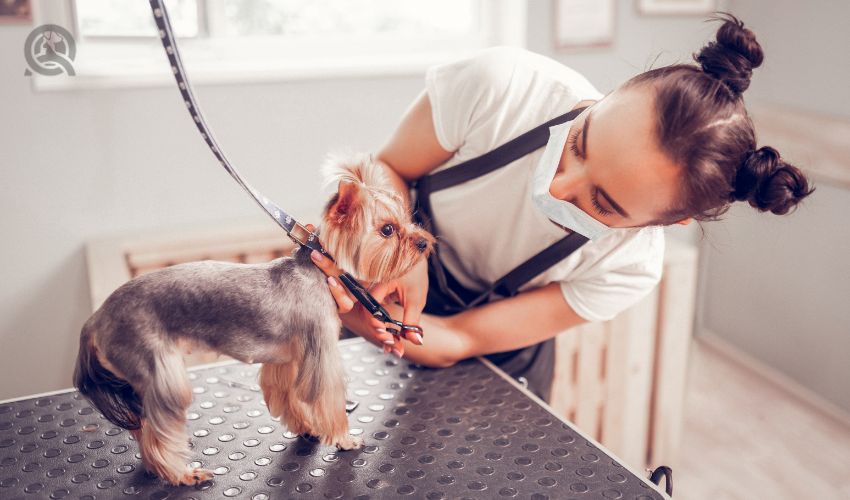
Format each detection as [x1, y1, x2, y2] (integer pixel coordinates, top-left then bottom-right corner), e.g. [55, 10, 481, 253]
[0, 338, 666, 499]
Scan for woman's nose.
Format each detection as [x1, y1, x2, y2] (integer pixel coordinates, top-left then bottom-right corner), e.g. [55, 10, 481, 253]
[550, 164, 589, 201]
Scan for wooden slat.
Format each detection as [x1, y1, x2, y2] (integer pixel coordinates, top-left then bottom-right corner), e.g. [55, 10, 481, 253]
[85, 218, 297, 313]
[600, 313, 629, 458]
[551, 327, 581, 421]
[647, 243, 699, 469]
[243, 252, 278, 264]
[574, 322, 607, 440]
[127, 237, 289, 269]
[602, 287, 659, 468]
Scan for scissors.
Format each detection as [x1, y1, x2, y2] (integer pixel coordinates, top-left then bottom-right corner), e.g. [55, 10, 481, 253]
[337, 273, 424, 339]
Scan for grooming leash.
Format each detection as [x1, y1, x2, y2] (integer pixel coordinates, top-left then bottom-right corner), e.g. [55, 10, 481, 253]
[148, 0, 421, 339]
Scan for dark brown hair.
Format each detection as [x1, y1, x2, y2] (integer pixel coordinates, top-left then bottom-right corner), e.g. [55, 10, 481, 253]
[623, 12, 814, 224]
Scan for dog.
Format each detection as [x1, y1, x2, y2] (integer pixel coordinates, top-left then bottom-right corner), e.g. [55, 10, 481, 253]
[72, 154, 434, 486]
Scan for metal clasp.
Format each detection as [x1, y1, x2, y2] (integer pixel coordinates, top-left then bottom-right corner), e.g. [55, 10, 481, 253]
[287, 222, 314, 247]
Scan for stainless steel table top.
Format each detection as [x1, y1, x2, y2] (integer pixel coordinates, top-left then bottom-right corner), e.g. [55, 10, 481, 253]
[0, 338, 667, 499]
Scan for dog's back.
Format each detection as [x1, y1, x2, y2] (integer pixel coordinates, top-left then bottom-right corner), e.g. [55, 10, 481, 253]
[73, 252, 334, 427]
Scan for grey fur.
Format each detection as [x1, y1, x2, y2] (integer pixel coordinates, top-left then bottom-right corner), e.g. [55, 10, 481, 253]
[81, 246, 337, 394]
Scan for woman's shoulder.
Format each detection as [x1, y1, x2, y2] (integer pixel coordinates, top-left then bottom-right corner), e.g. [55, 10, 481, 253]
[431, 46, 603, 100]
[585, 226, 666, 270]
[480, 46, 604, 98]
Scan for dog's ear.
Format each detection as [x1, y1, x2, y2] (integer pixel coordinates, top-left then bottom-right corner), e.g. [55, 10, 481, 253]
[331, 180, 360, 221]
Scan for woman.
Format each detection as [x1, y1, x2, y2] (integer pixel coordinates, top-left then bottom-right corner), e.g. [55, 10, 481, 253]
[310, 13, 813, 401]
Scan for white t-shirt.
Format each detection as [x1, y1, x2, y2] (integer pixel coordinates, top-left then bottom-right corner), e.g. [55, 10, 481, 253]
[423, 46, 665, 323]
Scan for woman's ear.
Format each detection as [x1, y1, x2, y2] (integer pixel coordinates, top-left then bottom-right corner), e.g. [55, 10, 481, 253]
[674, 218, 693, 226]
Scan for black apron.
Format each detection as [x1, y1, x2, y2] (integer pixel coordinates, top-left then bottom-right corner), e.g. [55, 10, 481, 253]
[411, 106, 590, 402]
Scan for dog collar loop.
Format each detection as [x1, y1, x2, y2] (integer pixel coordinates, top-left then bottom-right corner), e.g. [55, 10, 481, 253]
[287, 221, 328, 257]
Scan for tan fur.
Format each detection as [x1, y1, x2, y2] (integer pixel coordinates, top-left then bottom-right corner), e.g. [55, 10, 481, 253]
[138, 349, 194, 484]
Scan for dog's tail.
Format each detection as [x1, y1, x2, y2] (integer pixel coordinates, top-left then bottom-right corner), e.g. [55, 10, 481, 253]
[73, 323, 143, 430]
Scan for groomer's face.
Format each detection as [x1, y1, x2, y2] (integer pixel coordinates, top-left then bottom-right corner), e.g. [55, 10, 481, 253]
[549, 85, 688, 228]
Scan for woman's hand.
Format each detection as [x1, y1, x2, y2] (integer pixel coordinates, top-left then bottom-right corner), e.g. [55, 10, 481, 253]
[306, 225, 429, 356]
[368, 257, 429, 342]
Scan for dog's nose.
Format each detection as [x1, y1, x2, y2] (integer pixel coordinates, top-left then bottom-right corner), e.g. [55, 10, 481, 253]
[415, 238, 429, 252]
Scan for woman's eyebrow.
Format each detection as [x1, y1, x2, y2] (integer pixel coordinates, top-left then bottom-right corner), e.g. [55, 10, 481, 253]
[583, 111, 631, 219]
[597, 187, 631, 218]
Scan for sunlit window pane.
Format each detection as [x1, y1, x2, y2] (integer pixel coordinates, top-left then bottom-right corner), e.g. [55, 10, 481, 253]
[76, 0, 199, 38]
[217, 0, 479, 39]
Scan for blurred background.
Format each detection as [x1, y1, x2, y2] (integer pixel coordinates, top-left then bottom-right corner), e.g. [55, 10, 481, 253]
[1, 1, 847, 498]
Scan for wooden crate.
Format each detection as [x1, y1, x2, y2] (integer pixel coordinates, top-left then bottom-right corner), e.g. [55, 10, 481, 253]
[85, 219, 297, 367]
[550, 238, 698, 472]
[86, 221, 697, 471]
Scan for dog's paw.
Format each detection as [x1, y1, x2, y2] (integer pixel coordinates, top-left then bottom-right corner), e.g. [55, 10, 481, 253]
[180, 467, 214, 486]
[335, 435, 364, 451]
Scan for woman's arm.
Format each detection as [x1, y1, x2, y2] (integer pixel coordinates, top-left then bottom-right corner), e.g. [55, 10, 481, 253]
[312, 88, 589, 364]
[376, 90, 454, 189]
[377, 283, 589, 367]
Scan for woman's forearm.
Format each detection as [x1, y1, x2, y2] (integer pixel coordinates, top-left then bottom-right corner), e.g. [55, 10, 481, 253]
[393, 312, 472, 367]
[379, 283, 588, 366]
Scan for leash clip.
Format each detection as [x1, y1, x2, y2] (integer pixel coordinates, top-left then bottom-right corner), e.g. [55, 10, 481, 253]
[287, 221, 327, 256]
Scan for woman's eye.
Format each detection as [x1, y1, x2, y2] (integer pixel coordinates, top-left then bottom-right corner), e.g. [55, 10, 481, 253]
[590, 190, 614, 217]
[568, 130, 582, 158]
[380, 224, 396, 237]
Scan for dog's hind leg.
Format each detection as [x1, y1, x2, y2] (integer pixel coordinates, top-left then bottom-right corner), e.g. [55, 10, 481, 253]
[138, 349, 213, 486]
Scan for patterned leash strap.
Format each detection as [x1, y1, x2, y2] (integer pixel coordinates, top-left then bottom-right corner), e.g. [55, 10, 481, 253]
[147, 0, 325, 256]
[147, 0, 421, 339]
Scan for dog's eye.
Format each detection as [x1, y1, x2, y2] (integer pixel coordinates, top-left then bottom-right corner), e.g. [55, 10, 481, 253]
[380, 224, 396, 238]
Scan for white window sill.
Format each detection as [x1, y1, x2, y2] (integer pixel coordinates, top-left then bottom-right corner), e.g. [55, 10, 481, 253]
[31, 0, 527, 92]
[31, 49, 481, 92]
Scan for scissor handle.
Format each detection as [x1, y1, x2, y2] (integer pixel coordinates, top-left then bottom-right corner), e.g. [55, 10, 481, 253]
[337, 273, 424, 340]
[338, 273, 384, 315]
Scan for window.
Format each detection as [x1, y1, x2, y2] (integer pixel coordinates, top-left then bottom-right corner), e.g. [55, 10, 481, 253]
[33, 0, 526, 90]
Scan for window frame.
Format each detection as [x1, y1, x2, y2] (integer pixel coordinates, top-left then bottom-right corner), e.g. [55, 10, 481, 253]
[31, 0, 528, 91]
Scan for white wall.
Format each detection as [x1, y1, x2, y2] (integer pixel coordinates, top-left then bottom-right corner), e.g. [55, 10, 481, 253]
[2, 1, 728, 400]
[699, 0, 850, 412]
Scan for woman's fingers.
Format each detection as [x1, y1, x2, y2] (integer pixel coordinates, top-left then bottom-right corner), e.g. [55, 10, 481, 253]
[347, 307, 403, 357]
[308, 246, 357, 314]
[310, 249, 340, 276]
[326, 275, 355, 313]
[369, 282, 393, 303]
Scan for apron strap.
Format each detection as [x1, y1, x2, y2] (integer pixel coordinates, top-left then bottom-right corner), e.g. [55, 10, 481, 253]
[416, 106, 588, 195]
[413, 105, 591, 312]
[473, 230, 589, 306]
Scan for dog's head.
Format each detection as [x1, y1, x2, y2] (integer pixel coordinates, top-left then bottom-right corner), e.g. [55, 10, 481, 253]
[319, 153, 434, 283]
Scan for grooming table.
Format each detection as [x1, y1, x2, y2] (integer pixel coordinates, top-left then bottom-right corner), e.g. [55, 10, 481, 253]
[0, 339, 667, 499]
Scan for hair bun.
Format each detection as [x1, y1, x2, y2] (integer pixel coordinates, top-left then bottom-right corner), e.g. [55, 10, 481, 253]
[731, 146, 814, 215]
[694, 12, 764, 96]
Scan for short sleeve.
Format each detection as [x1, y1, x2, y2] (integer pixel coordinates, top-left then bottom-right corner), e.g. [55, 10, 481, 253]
[559, 228, 666, 323]
[424, 47, 519, 152]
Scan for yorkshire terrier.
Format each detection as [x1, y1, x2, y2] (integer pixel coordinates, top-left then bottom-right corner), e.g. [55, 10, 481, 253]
[72, 154, 434, 486]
